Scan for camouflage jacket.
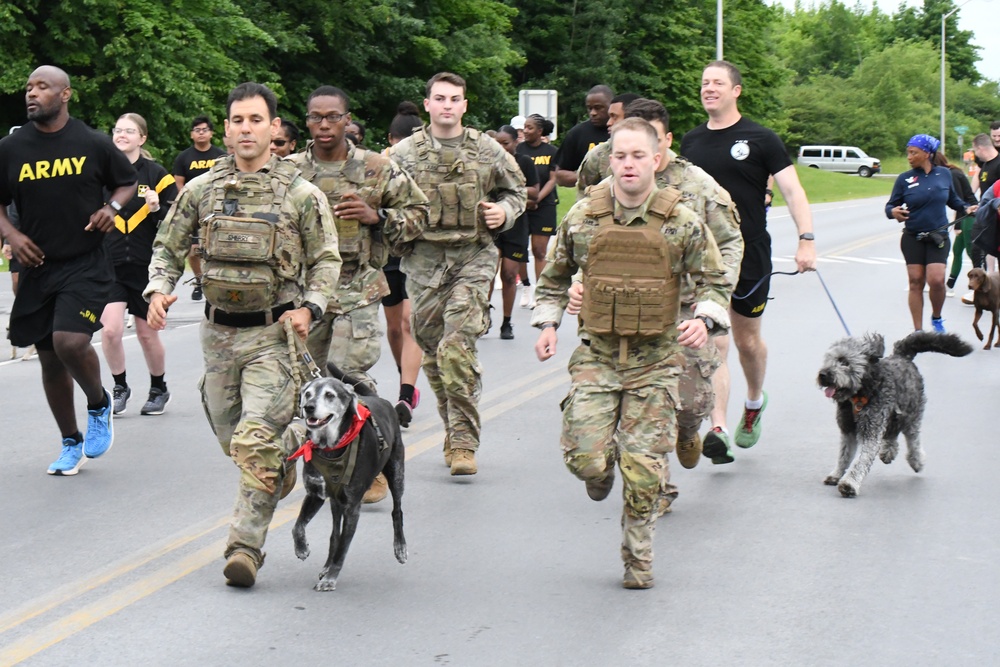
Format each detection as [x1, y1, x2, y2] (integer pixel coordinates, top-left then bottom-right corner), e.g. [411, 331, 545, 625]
[388, 126, 526, 287]
[531, 185, 732, 369]
[288, 141, 428, 313]
[145, 155, 341, 314]
[578, 147, 743, 301]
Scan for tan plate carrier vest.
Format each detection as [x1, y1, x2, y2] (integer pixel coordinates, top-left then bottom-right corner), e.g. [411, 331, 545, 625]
[198, 159, 301, 313]
[410, 127, 491, 244]
[297, 147, 389, 269]
[580, 183, 683, 362]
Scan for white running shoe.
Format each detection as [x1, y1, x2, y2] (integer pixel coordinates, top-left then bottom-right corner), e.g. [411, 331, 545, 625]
[962, 291, 975, 305]
[520, 285, 533, 308]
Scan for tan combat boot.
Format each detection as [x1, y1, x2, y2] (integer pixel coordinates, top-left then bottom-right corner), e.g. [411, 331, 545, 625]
[450, 448, 477, 475]
[443, 438, 453, 468]
[623, 562, 654, 589]
[676, 432, 702, 470]
[223, 551, 258, 588]
[363, 472, 389, 503]
[585, 467, 615, 501]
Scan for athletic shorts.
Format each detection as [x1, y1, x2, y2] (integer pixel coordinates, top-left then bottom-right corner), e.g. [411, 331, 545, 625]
[8, 254, 23, 273]
[495, 215, 530, 262]
[901, 230, 950, 266]
[8, 246, 113, 347]
[108, 263, 151, 319]
[381, 267, 408, 308]
[731, 232, 773, 319]
[528, 205, 557, 236]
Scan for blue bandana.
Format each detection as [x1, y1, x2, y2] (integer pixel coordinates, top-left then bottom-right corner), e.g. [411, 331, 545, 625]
[907, 134, 940, 154]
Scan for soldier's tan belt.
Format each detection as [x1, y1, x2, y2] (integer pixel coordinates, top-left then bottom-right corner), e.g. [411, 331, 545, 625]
[205, 302, 294, 328]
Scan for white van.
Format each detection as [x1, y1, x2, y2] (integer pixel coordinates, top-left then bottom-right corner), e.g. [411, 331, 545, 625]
[797, 145, 881, 177]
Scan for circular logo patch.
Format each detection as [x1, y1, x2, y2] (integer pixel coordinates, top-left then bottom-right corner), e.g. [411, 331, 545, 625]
[731, 141, 749, 161]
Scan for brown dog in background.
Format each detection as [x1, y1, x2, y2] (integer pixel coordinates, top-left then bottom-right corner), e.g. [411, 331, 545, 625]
[967, 268, 1000, 349]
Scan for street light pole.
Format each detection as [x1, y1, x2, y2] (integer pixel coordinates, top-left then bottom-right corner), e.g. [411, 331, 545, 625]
[717, 0, 723, 60]
[941, 0, 973, 153]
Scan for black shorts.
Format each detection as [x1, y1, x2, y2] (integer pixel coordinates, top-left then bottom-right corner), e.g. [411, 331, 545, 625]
[8, 254, 23, 273]
[108, 263, 151, 319]
[528, 205, 557, 236]
[8, 246, 113, 347]
[381, 267, 408, 307]
[495, 215, 530, 262]
[731, 232, 773, 319]
[901, 230, 950, 265]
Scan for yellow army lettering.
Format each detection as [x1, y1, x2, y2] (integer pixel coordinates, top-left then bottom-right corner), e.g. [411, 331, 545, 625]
[533, 155, 551, 166]
[18, 157, 87, 182]
[78, 308, 98, 324]
[189, 159, 218, 170]
[751, 302, 765, 314]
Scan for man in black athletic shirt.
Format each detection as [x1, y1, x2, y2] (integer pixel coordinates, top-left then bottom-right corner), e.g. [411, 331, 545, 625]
[553, 85, 613, 187]
[0, 65, 137, 476]
[172, 116, 225, 300]
[681, 60, 816, 464]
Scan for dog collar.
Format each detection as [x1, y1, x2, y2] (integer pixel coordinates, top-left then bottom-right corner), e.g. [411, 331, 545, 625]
[288, 402, 372, 462]
[850, 395, 868, 414]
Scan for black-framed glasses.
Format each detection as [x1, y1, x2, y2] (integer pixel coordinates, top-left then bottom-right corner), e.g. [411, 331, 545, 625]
[271, 139, 288, 147]
[305, 112, 346, 124]
[192, 127, 212, 134]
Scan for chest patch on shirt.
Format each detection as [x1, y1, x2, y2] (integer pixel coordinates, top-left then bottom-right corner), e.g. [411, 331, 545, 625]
[730, 141, 749, 161]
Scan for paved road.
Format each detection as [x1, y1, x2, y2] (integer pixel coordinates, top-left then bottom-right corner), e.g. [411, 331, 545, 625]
[1, 196, 997, 666]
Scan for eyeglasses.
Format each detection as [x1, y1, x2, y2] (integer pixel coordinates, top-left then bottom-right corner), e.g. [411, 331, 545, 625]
[192, 127, 212, 134]
[112, 127, 139, 136]
[305, 112, 346, 124]
[271, 139, 288, 147]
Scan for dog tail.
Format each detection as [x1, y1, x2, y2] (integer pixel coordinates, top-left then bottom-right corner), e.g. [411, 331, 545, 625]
[892, 331, 974, 360]
[325, 362, 378, 397]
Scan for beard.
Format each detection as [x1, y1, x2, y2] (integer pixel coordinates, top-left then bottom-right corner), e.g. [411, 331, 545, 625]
[27, 101, 60, 123]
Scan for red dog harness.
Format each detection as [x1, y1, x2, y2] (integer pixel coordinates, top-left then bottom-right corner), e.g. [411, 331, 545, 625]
[289, 403, 371, 463]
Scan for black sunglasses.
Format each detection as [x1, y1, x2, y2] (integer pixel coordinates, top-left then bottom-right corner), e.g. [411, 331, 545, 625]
[272, 139, 288, 147]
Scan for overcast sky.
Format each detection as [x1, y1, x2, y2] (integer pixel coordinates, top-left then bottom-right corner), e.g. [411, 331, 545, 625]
[771, 0, 1000, 82]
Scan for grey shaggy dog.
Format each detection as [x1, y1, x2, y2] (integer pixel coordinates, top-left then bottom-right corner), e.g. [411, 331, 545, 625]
[816, 331, 972, 498]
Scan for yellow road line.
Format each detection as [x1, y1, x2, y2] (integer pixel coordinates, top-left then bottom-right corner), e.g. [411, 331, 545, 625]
[0, 363, 567, 664]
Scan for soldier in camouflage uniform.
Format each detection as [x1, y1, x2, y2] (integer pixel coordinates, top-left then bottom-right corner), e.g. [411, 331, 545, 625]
[533, 118, 732, 589]
[568, 99, 743, 484]
[145, 83, 340, 588]
[289, 86, 427, 388]
[387, 72, 526, 477]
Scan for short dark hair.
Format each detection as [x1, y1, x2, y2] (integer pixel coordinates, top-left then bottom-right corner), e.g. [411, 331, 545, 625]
[307, 85, 350, 109]
[191, 115, 213, 131]
[388, 102, 423, 141]
[226, 82, 278, 120]
[704, 60, 743, 87]
[588, 85, 614, 100]
[611, 93, 641, 107]
[973, 133, 993, 148]
[990, 121, 1000, 132]
[280, 119, 300, 143]
[426, 72, 466, 98]
[624, 98, 670, 131]
[348, 120, 366, 141]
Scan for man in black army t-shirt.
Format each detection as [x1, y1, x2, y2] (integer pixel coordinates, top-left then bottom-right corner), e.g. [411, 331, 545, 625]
[172, 116, 226, 300]
[0, 65, 137, 476]
[553, 85, 613, 187]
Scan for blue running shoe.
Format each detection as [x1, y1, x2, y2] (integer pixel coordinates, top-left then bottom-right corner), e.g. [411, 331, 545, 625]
[931, 317, 946, 333]
[84, 389, 115, 458]
[48, 438, 85, 476]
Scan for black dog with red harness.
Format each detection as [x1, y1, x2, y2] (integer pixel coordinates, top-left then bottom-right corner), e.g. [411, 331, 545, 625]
[290, 363, 406, 591]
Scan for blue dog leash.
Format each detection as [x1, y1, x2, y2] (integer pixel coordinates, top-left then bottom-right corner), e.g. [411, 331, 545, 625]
[731, 268, 852, 336]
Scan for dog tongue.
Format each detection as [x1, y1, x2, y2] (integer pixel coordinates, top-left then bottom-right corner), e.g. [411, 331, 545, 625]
[824, 387, 836, 398]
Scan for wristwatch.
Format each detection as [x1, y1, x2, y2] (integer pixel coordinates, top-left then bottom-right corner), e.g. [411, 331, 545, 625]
[539, 322, 557, 330]
[696, 315, 715, 331]
[302, 301, 324, 322]
[109, 200, 123, 213]
[798, 233, 815, 241]
[377, 208, 388, 224]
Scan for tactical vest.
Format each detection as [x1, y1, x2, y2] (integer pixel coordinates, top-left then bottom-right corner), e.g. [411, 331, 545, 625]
[580, 183, 682, 340]
[297, 146, 389, 268]
[197, 157, 301, 312]
[409, 127, 490, 243]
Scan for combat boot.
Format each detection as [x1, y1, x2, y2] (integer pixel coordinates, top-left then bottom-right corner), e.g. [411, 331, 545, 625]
[676, 432, 702, 469]
[443, 437, 453, 468]
[585, 467, 615, 501]
[363, 472, 389, 503]
[621, 510, 655, 589]
[223, 551, 259, 588]
[450, 449, 477, 475]
[623, 562, 654, 589]
[657, 491, 678, 517]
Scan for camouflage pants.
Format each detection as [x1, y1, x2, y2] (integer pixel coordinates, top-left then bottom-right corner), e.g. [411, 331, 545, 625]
[408, 244, 496, 452]
[199, 320, 300, 564]
[676, 338, 720, 439]
[306, 300, 383, 389]
[561, 343, 680, 567]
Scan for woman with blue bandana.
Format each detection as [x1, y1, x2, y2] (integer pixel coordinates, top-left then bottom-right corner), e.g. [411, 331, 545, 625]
[886, 134, 977, 332]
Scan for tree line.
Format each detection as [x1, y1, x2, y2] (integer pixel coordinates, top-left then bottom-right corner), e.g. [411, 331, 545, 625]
[0, 0, 995, 163]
